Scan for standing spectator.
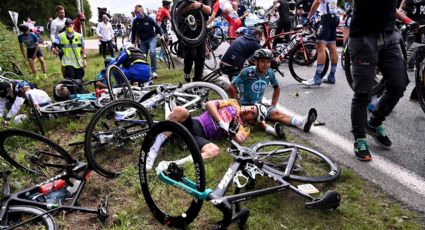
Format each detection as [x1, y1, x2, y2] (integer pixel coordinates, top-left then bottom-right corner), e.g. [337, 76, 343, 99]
[18, 24, 46, 78]
[266, 0, 292, 48]
[50, 5, 66, 43]
[182, 1, 212, 82]
[73, 12, 86, 34]
[348, 0, 417, 161]
[96, 14, 115, 58]
[237, 0, 249, 26]
[156, 0, 172, 60]
[302, 0, 339, 86]
[132, 5, 164, 78]
[52, 18, 87, 80]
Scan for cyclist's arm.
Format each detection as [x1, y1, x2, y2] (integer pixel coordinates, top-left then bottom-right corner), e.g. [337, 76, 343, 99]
[307, 0, 320, 19]
[6, 96, 25, 119]
[205, 99, 239, 122]
[235, 124, 250, 143]
[227, 85, 239, 103]
[270, 72, 280, 106]
[114, 50, 128, 66]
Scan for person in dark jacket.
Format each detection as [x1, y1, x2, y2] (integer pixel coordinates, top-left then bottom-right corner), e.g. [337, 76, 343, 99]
[131, 4, 164, 78]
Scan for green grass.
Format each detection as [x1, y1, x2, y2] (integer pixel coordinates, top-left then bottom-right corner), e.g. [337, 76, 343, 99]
[0, 48, 423, 229]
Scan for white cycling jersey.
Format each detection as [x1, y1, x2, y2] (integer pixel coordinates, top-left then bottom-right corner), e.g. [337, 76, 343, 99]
[318, 0, 338, 15]
[25, 89, 51, 106]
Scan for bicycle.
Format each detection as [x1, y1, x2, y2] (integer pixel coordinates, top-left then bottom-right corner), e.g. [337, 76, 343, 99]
[414, 44, 425, 113]
[0, 129, 109, 229]
[84, 82, 229, 178]
[0, 67, 21, 82]
[139, 120, 341, 228]
[158, 37, 175, 69]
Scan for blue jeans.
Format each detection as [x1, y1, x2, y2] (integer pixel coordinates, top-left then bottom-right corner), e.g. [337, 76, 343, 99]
[140, 37, 157, 73]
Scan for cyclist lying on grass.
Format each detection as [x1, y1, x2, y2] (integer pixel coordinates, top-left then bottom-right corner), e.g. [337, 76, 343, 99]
[146, 99, 253, 171]
[228, 48, 318, 133]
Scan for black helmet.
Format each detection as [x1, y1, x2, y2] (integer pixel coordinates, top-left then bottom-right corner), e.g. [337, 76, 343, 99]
[162, 0, 172, 5]
[0, 81, 11, 97]
[18, 24, 29, 32]
[65, 18, 73, 26]
[253, 48, 273, 60]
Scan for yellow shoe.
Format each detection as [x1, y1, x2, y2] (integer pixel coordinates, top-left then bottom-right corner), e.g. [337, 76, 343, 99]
[43, 73, 47, 79]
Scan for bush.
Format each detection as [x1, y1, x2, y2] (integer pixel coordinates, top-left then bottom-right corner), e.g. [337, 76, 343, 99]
[0, 22, 27, 74]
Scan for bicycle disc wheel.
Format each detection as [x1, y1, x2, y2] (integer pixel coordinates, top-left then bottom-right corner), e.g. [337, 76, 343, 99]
[416, 59, 425, 113]
[5, 205, 58, 230]
[0, 129, 75, 182]
[140, 120, 205, 228]
[288, 42, 330, 83]
[106, 64, 134, 102]
[169, 82, 228, 115]
[251, 141, 340, 183]
[204, 46, 217, 70]
[39, 100, 91, 114]
[84, 99, 153, 178]
[172, 0, 207, 47]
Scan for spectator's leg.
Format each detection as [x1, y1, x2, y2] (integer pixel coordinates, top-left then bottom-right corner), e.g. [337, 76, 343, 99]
[148, 37, 157, 74]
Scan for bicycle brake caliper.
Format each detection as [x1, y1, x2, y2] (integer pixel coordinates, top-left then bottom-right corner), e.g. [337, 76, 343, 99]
[244, 163, 264, 180]
[233, 171, 249, 188]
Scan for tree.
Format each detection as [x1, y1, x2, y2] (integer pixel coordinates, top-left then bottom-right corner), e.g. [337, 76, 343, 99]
[0, 0, 91, 30]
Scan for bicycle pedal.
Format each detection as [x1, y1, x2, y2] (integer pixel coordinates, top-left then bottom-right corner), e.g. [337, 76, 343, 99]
[98, 195, 109, 222]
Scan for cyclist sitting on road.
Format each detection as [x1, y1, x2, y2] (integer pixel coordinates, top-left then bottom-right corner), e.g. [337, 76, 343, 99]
[145, 99, 252, 170]
[205, 27, 263, 89]
[0, 80, 36, 123]
[206, 0, 243, 43]
[17, 24, 47, 78]
[228, 48, 318, 134]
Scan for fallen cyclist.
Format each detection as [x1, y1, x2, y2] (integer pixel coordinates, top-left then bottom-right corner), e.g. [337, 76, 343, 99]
[228, 48, 318, 134]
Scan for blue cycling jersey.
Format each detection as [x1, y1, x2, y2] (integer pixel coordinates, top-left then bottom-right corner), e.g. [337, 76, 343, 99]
[232, 66, 278, 105]
[18, 33, 39, 49]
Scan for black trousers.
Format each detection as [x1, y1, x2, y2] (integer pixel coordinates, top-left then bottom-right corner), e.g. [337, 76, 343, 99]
[183, 41, 206, 81]
[100, 40, 115, 58]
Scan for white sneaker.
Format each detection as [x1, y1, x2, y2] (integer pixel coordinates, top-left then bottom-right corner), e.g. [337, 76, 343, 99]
[152, 72, 158, 78]
[155, 161, 172, 174]
[145, 150, 159, 171]
[302, 78, 320, 86]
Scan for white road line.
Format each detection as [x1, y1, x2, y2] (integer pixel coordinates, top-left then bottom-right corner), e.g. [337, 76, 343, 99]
[264, 98, 425, 195]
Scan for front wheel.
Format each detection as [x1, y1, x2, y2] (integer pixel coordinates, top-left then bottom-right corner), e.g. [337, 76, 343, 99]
[106, 64, 134, 102]
[251, 141, 340, 183]
[140, 120, 206, 228]
[288, 42, 330, 83]
[39, 100, 90, 114]
[4, 205, 58, 230]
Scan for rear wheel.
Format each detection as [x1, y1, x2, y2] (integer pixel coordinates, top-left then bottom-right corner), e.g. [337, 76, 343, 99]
[172, 0, 207, 46]
[84, 99, 153, 178]
[140, 120, 205, 228]
[251, 141, 340, 183]
[4, 205, 58, 230]
[39, 100, 90, 114]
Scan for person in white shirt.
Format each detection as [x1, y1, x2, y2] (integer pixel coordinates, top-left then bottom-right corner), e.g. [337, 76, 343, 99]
[96, 14, 115, 58]
[50, 5, 66, 43]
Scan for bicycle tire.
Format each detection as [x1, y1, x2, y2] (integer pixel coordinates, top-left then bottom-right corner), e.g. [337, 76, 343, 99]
[172, 0, 207, 47]
[140, 120, 205, 228]
[0, 129, 75, 179]
[27, 94, 45, 135]
[84, 99, 153, 178]
[4, 205, 58, 230]
[11, 62, 24, 75]
[251, 141, 340, 183]
[169, 82, 229, 113]
[288, 42, 330, 83]
[164, 43, 175, 69]
[208, 26, 224, 50]
[39, 100, 91, 114]
[2, 71, 20, 80]
[204, 46, 217, 70]
[416, 58, 425, 113]
[106, 64, 135, 102]
[95, 89, 144, 108]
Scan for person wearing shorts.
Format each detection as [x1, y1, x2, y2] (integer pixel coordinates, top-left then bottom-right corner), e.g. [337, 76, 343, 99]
[17, 24, 46, 77]
[302, 0, 340, 86]
[207, 0, 242, 43]
[144, 99, 250, 170]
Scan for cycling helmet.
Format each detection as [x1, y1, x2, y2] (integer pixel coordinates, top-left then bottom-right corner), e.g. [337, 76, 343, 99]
[0, 81, 11, 97]
[64, 18, 73, 26]
[104, 57, 116, 66]
[253, 48, 273, 60]
[162, 0, 172, 5]
[54, 83, 70, 99]
[257, 9, 265, 18]
[15, 81, 30, 94]
[236, 27, 250, 37]
[255, 103, 267, 123]
[18, 24, 29, 32]
[123, 42, 134, 50]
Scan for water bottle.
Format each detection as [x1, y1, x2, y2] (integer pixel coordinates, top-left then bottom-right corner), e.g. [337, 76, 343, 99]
[39, 179, 67, 194]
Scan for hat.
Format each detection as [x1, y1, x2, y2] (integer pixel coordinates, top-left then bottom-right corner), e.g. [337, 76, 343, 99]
[65, 18, 73, 26]
[77, 12, 86, 20]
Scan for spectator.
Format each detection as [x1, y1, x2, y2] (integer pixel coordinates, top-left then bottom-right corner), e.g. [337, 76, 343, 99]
[156, 0, 172, 60]
[52, 18, 87, 80]
[50, 5, 66, 43]
[73, 12, 86, 34]
[237, 0, 249, 26]
[96, 14, 115, 58]
[17, 24, 46, 78]
[46, 17, 53, 33]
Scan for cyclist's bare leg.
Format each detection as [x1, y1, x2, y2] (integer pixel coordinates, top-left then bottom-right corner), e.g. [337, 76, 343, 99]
[28, 58, 37, 74]
[268, 109, 292, 126]
[326, 42, 338, 64]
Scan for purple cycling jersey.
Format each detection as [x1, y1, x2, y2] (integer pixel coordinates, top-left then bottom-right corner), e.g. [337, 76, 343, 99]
[197, 105, 238, 140]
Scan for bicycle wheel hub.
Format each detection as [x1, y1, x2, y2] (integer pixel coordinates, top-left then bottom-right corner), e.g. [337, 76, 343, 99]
[185, 15, 197, 31]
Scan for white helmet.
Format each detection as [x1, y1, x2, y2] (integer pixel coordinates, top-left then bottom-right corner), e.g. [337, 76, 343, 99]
[123, 42, 134, 50]
[255, 103, 267, 123]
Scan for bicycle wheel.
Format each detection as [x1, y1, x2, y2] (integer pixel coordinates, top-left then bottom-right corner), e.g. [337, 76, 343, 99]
[172, 0, 207, 47]
[251, 141, 340, 183]
[204, 46, 217, 70]
[4, 205, 58, 230]
[140, 120, 205, 228]
[169, 82, 228, 114]
[84, 99, 153, 178]
[208, 26, 224, 50]
[416, 58, 425, 113]
[11, 62, 24, 75]
[0, 129, 75, 182]
[2, 71, 20, 80]
[39, 100, 91, 114]
[164, 42, 175, 69]
[170, 41, 179, 56]
[288, 42, 330, 83]
[106, 64, 134, 102]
